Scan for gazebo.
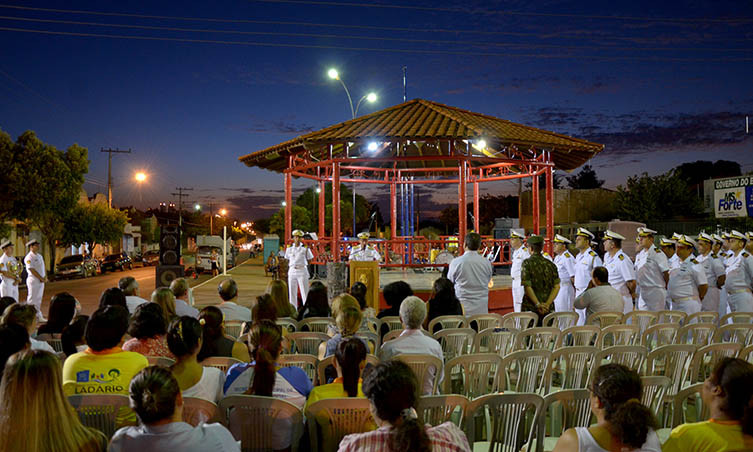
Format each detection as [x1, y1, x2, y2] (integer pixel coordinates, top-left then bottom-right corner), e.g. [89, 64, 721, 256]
[239, 99, 603, 266]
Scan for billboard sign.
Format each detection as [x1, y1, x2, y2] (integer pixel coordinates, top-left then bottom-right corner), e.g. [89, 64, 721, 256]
[713, 176, 753, 218]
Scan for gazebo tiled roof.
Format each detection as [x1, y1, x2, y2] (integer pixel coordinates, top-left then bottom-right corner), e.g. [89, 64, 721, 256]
[239, 98, 603, 172]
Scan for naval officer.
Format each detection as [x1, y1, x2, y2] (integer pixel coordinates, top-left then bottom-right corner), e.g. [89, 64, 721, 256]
[552, 234, 576, 313]
[602, 230, 637, 314]
[724, 230, 753, 312]
[0, 240, 20, 301]
[573, 228, 602, 325]
[24, 239, 47, 320]
[696, 232, 726, 313]
[284, 229, 314, 308]
[634, 227, 669, 312]
[349, 232, 381, 262]
[509, 231, 530, 313]
[667, 235, 707, 316]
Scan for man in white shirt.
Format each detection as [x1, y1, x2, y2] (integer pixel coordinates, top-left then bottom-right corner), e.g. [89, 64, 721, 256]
[446, 232, 493, 316]
[0, 240, 21, 301]
[378, 296, 444, 395]
[119, 276, 149, 314]
[696, 232, 726, 313]
[169, 278, 199, 318]
[668, 235, 708, 316]
[349, 232, 381, 262]
[724, 230, 753, 312]
[284, 230, 314, 308]
[509, 231, 530, 313]
[552, 234, 576, 313]
[24, 239, 47, 321]
[573, 228, 602, 325]
[216, 278, 251, 322]
[602, 230, 637, 314]
[634, 227, 670, 312]
[713, 233, 731, 319]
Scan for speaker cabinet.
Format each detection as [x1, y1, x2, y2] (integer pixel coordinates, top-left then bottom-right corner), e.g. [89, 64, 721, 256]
[156, 265, 184, 289]
[160, 225, 181, 265]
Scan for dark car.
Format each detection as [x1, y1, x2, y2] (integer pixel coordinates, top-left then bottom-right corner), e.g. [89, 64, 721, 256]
[55, 254, 97, 279]
[100, 252, 133, 273]
[142, 250, 159, 267]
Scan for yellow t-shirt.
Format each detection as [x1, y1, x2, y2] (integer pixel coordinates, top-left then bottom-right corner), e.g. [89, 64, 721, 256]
[305, 379, 365, 411]
[62, 347, 149, 396]
[662, 420, 753, 452]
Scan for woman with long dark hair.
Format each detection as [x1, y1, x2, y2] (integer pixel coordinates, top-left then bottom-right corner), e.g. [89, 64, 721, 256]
[663, 357, 753, 451]
[167, 316, 224, 403]
[307, 337, 367, 409]
[552, 363, 660, 452]
[297, 280, 330, 321]
[196, 306, 249, 363]
[338, 359, 471, 452]
[37, 292, 77, 335]
[123, 302, 174, 359]
[61, 315, 88, 357]
[424, 278, 463, 332]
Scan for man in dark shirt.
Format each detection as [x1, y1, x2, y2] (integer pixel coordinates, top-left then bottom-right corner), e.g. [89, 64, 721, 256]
[521, 235, 560, 323]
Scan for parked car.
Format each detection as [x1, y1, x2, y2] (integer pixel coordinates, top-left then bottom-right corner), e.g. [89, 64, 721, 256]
[141, 250, 159, 266]
[100, 252, 133, 273]
[55, 254, 97, 280]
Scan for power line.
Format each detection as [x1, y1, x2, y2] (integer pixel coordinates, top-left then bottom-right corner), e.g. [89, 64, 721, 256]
[171, 187, 193, 228]
[1, 15, 750, 53]
[1, 26, 751, 62]
[0, 66, 66, 111]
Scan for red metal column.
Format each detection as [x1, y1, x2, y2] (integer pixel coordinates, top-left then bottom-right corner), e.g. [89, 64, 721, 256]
[458, 159, 467, 254]
[318, 179, 325, 238]
[532, 172, 540, 234]
[545, 155, 554, 254]
[390, 178, 397, 239]
[473, 180, 480, 232]
[284, 171, 292, 242]
[332, 161, 341, 261]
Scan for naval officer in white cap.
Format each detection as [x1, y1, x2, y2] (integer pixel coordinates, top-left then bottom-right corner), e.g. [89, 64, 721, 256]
[573, 227, 602, 325]
[349, 232, 381, 262]
[0, 240, 20, 301]
[24, 239, 47, 320]
[602, 230, 637, 314]
[696, 232, 726, 313]
[552, 234, 576, 313]
[724, 230, 753, 312]
[284, 230, 314, 309]
[634, 227, 669, 312]
[509, 231, 530, 312]
[667, 235, 707, 316]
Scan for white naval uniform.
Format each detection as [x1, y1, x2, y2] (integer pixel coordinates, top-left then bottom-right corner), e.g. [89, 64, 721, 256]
[511, 246, 530, 312]
[349, 244, 381, 262]
[574, 249, 603, 325]
[667, 255, 707, 316]
[24, 250, 46, 317]
[553, 251, 576, 312]
[696, 252, 725, 312]
[724, 250, 753, 312]
[284, 243, 314, 308]
[635, 246, 669, 312]
[604, 249, 636, 314]
[0, 253, 20, 301]
[665, 253, 681, 309]
[719, 249, 734, 318]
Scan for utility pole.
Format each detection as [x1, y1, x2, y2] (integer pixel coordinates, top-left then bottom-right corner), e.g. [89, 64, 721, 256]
[171, 187, 193, 228]
[100, 148, 131, 207]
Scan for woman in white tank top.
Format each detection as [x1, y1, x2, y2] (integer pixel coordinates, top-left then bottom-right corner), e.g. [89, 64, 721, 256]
[552, 363, 661, 452]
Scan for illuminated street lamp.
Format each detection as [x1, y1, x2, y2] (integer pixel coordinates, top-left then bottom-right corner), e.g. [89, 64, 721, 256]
[219, 208, 228, 216]
[134, 172, 147, 182]
[194, 204, 201, 211]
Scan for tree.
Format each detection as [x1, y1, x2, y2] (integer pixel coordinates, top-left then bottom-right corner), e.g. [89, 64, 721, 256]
[295, 184, 372, 236]
[439, 206, 459, 234]
[566, 165, 605, 189]
[269, 205, 312, 236]
[614, 169, 703, 223]
[525, 173, 565, 189]
[62, 204, 128, 252]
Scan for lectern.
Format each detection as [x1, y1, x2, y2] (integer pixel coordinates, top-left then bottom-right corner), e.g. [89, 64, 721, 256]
[349, 261, 380, 312]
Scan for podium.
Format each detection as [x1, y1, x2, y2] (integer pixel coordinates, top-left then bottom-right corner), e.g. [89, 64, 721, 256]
[349, 261, 380, 312]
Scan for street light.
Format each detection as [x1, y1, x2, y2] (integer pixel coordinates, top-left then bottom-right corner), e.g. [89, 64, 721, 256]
[134, 172, 147, 182]
[219, 208, 228, 216]
[194, 204, 201, 211]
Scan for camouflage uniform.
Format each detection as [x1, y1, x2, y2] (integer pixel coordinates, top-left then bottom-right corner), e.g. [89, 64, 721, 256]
[521, 253, 560, 322]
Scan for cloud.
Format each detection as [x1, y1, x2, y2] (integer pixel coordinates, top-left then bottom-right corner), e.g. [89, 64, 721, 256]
[227, 114, 318, 135]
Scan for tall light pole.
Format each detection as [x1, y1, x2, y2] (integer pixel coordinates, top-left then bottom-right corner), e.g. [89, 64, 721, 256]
[327, 68, 378, 236]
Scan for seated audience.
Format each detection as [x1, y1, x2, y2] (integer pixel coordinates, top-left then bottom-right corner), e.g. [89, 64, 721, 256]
[196, 306, 250, 363]
[62, 306, 149, 397]
[0, 350, 107, 452]
[252, 293, 278, 324]
[216, 278, 251, 322]
[0, 296, 16, 316]
[0, 323, 29, 381]
[297, 280, 331, 321]
[338, 359, 471, 452]
[170, 277, 200, 318]
[120, 276, 149, 314]
[267, 279, 297, 318]
[61, 314, 89, 357]
[37, 292, 78, 336]
[99, 287, 128, 310]
[319, 294, 368, 359]
[662, 357, 753, 452]
[425, 277, 463, 332]
[109, 366, 239, 452]
[307, 337, 368, 409]
[378, 296, 444, 395]
[350, 282, 376, 319]
[151, 287, 178, 322]
[1, 304, 55, 353]
[573, 267, 625, 318]
[224, 320, 312, 451]
[167, 316, 225, 404]
[123, 302, 175, 359]
[377, 281, 413, 319]
[552, 363, 660, 452]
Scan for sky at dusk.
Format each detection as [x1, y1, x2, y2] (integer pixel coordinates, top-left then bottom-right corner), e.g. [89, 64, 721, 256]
[1, 0, 752, 221]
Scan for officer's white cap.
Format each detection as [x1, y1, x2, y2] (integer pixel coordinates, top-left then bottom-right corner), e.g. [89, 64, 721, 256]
[510, 231, 525, 240]
[677, 235, 698, 248]
[659, 238, 676, 247]
[553, 234, 571, 244]
[0, 239, 11, 249]
[357, 232, 370, 239]
[25, 239, 39, 247]
[712, 233, 724, 244]
[729, 230, 748, 241]
[670, 232, 682, 240]
[697, 232, 714, 243]
[575, 227, 595, 240]
[748, 231, 753, 240]
[637, 227, 657, 237]
[602, 230, 626, 241]
[590, 240, 598, 247]
[292, 229, 304, 237]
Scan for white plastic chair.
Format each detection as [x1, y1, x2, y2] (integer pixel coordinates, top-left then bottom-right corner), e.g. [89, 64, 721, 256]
[645, 344, 696, 426]
[713, 323, 753, 346]
[287, 332, 330, 355]
[472, 327, 518, 355]
[465, 393, 543, 452]
[592, 345, 647, 378]
[499, 349, 552, 394]
[556, 325, 601, 348]
[220, 395, 304, 452]
[687, 343, 742, 384]
[501, 312, 538, 330]
[676, 323, 716, 346]
[687, 311, 718, 325]
[542, 311, 579, 330]
[278, 353, 319, 385]
[416, 394, 468, 427]
[586, 311, 623, 328]
[316, 354, 379, 386]
[182, 397, 222, 426]
[433, 328, 475, 361]
[276, 317, 299, 333]
[201, 356, 243, 373]
[656, 310, 688, 325]
[394, 353, 444, 395]
[642, 323, 680, 351]
[305, 398, 374, 452]
[67, 394, 131, 440]
[380, 316, 403, 333]
[468, 313, 505, 331]
[427, 315, 467, 334]
[720, 312, 753, 325]
[535, 389, 592, 452]
[547, 346, 598, 391]
[443, 353, 502, 398]
[640, 376, 671, 419]
[623, 311, 657, 336]
[146, 356, 176, 367]
[224, 320, 244, 340]
[298, 317, 332, 333]
[597, 324, 640, 349]
[513, 327, 561, 351]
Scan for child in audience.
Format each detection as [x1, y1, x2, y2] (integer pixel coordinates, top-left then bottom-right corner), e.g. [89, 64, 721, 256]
[167, 316, 225, 404]
[197, 306, 249, 363]
[319, 297, 368, 359]
[109, 366, 239, 452]
[0, 350, 107, 452]
[307, 337, 367, 409]
[123, 302, 174, 359]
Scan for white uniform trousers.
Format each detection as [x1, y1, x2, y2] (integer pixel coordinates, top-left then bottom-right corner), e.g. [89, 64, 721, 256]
[0, 280, 19, 301]
[287, 269, 309, 308]
[728, 290, 753, 313]
[575, 287, 587, 326]
[701, 287, 721, 313]
[622, 295, 633, 314]
[512, 285, 524, 313]
[672, 297, 702, 316]
[719, 287, 730, 321]
[25, 277, 44, 318]
[637, 287, 666, 312]
[554, 282, 574, 312]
